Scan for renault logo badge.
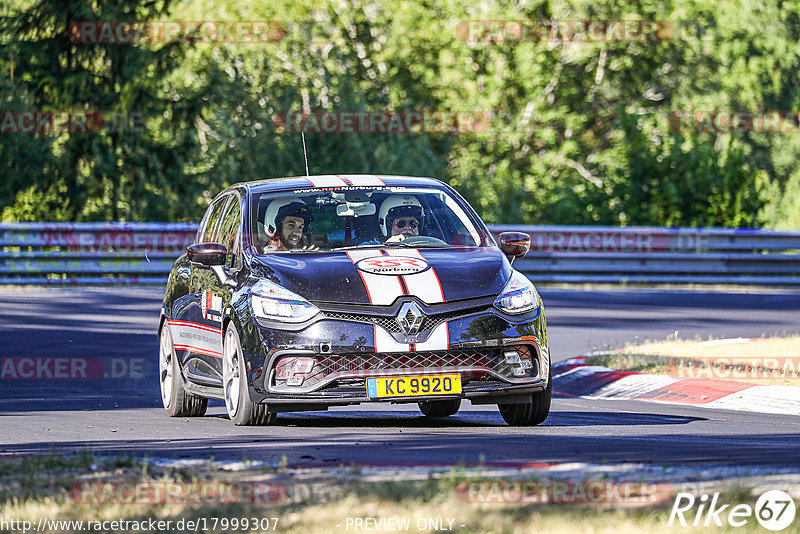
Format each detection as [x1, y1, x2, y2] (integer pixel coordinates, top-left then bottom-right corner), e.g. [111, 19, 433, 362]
[396, 302, 424, 335]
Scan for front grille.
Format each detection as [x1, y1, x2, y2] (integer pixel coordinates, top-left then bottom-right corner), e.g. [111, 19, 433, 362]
[319, 350, 496, 375]
[321, 306, 488, 333]
[269, 347, 539, 393]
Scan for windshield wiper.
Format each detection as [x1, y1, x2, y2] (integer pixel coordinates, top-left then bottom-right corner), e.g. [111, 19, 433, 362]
[332, 242, 456, 251]
[383, 242, 451, 248]
[330, 244, 386, 251]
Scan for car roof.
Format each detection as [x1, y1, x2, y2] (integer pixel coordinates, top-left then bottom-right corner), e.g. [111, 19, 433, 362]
[238, 175, 447, 194]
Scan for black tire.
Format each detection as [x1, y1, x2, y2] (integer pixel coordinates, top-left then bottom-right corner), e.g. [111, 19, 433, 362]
[418, 399, 461, 417]
[159, 325, 208, 417]
[498, 370, 551, 426]
[223, 324, 276, 426]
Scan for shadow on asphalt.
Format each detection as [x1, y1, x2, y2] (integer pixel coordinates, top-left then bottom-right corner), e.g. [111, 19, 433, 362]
[3, 430, 800, 467]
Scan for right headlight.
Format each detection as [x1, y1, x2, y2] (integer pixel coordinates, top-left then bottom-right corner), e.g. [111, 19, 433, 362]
[494, 271, 540, 315]
[251, 279, 319, 323]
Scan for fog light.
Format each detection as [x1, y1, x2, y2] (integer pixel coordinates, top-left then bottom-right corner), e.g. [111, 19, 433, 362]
[512, 367, 526, 377]
[504, 351, 521, 364]
[292, 357, 314, 374]
[275, 356, 316, 382]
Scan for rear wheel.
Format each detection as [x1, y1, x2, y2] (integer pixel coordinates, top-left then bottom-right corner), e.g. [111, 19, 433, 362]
[498, 370, 551, 426]
[223, 324, 276, 426]
[159, 325, 207, 417]
[418, 399, 461, 417]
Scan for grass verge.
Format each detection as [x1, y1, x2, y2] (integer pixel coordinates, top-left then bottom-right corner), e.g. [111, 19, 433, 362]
[1, 454, 797, 533]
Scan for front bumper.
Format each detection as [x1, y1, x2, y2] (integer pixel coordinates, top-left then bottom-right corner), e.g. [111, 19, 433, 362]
[244, 297, 549, 407]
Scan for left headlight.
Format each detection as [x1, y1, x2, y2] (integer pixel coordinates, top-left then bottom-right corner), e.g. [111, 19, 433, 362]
[251, 279, 320, 323]
[494, 271, 540, 315]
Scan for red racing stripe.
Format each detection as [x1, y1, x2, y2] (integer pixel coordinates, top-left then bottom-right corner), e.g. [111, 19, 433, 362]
[174, 345, 222, 358]
[415, 250, 445, 302]
[166, 320, 222, 335]
[346, 251, 374, 304]
[378, 249, 408, 295]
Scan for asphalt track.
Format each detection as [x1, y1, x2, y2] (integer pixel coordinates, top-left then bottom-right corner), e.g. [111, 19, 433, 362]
[1, 288, 800, 467]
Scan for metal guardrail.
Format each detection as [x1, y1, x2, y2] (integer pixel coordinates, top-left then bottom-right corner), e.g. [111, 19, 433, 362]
[495, 225, 800, 285]
[1, 223, 799, 285]
[0, 223, 195, 285]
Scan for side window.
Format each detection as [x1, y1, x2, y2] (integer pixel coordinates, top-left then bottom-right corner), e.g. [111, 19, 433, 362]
[217, 196, 242, 267]
[200, 196, 229, 243]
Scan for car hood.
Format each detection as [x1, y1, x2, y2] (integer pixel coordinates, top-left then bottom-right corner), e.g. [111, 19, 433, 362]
[250, 247, 513, 305]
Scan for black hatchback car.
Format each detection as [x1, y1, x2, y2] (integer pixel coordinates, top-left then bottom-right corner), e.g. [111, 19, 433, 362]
[159, 175, 550, 426]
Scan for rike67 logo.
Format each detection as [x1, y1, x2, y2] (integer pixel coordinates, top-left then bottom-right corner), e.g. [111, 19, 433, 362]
[668, 490, 796, 531]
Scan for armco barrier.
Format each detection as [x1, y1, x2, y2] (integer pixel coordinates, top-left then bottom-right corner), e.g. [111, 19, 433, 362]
[1, 223, 799, 285]
[495, 225, 800, 285]
[0, 223, 196, 285]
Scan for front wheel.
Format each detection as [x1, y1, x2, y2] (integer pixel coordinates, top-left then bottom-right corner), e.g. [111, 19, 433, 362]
[497, 371, 551, 426]
[223, 324, 276, 426]
[159, 325, 207, 417]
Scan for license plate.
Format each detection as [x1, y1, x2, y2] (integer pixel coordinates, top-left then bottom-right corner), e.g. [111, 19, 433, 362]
[366, 374, 462, 398]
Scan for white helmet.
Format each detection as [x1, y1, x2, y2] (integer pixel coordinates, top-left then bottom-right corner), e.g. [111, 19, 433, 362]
[378, 195, 424, 236]
[264, 198, 313, 235]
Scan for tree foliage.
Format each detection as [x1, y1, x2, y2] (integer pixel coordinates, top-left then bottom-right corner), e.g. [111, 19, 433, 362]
[0, 0, 798, 227]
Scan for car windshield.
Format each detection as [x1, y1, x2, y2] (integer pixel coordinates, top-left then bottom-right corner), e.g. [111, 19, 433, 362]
[250, 186, 489, 253]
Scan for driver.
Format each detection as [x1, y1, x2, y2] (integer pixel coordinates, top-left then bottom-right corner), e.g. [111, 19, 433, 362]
[263, 199, 317, 251]
[378, 195, 425, 243]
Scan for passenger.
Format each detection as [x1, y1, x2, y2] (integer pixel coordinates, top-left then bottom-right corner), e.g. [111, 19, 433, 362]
[263, 199, 317, 251]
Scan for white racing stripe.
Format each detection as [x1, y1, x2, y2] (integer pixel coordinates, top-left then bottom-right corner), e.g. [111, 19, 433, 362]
[167, 320, 223, 358]
[347, 248, 449, 353]
[415, 321, 450, 351]
[383, 248, 445, 304]
[345, 250, 405, 305]
[305, 175, 348, 188]
[373, 325, 411, 353]
[305, 175, 387, 188]
[342, 175, 386, 186]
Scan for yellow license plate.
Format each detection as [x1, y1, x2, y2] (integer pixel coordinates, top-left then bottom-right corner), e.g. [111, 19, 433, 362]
[366, 374, 462, 398]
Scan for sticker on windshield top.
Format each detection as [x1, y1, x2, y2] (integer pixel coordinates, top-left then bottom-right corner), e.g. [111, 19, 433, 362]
[356, 256, 430, 275]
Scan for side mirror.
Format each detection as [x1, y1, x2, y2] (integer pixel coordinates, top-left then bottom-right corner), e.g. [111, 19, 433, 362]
[187, 243, 237, 287]
[498, 232, 531, 261]
[187, 243, 227, 267]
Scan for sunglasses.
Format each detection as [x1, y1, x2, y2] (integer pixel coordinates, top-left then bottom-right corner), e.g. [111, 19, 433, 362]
[393, 218, 419, 229]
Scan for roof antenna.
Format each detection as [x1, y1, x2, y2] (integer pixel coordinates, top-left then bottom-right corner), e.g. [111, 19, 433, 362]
[301, 132, 310, 176]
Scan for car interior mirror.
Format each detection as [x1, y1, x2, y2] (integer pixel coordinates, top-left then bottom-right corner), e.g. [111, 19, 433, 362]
[336, 202, 376, 217]
[498, 232, 531, 262]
